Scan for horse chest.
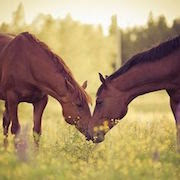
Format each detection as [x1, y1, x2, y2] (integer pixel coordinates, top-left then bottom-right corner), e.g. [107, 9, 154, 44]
[17, 88, 44, 103]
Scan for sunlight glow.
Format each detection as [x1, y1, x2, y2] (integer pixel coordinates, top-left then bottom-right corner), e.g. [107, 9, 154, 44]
[0, 0, 180, 33]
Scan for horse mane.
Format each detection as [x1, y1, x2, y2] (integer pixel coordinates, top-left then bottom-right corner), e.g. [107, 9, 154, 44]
[97, 35, 180, 96]
[108, 35, 180, 81]
[21, 32, 91, 104]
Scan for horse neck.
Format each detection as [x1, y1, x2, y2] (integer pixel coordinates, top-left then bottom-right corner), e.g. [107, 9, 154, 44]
[112, 55, 178, 105]
[31, 55, 69, 103]
[0, 34, 13, 49]
[0, 35, 13, 63]
[40, 72, 67, 103]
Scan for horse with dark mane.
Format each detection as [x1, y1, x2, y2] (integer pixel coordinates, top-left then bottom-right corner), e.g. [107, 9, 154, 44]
[88, 35, 180, 150]
[0, 32, 91, 143]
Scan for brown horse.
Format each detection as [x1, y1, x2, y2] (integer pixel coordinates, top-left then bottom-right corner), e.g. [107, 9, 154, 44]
[88, 35, 180, 149]
[0, 32, 91, 142]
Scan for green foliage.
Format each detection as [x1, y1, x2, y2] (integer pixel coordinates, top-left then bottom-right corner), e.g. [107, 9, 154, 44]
[121, 12, 180, 64]
[173, 19, 180, 34]
[109, 15, 118, 36]
[12, 3, 25, 30]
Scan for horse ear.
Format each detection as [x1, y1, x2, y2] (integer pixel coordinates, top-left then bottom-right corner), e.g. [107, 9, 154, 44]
[99, 73, 106, 84]
[82, 80, 87, 89]
[65, 78, 74, 92]
[105, 75, 108, 79]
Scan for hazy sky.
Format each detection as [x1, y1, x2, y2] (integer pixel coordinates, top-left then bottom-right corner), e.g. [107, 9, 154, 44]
[0, 0, 180, 32]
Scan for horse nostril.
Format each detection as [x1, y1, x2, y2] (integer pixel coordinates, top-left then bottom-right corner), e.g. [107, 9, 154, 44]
[92, 131, 105, 143]
[85, 133, 91, 141]
[86, 136, 90, 141]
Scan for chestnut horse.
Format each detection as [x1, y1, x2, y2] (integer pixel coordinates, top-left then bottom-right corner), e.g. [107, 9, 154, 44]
[0, 32, 91, 142]
[88, 35, 180, 150]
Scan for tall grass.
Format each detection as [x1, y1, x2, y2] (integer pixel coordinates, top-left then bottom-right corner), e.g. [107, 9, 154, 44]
[0, 91, 180, 180]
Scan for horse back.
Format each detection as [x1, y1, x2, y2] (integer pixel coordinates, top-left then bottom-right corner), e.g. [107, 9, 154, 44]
[0, 33, 14, 53]
[0, 33, 35, 89]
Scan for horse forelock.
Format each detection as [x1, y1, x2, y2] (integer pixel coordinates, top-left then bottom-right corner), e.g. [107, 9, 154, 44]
[21, 32, 91, 105]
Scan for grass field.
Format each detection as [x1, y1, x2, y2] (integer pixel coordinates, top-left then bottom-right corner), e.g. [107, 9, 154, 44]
[0, 91, 180, 180]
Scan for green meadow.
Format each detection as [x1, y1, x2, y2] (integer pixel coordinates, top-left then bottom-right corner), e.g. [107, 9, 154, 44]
[0, 91, 179, 180]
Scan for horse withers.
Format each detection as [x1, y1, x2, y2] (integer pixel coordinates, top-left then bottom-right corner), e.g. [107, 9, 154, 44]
[88, 35, 180, 151]
[0, 32, 91, 143]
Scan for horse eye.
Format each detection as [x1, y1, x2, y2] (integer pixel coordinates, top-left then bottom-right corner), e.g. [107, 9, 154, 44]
[76, 103, 83, 108]
[96, 100, 103, 105]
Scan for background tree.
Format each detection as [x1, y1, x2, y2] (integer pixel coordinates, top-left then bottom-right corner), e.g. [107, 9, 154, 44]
[11, 3, 26, 33]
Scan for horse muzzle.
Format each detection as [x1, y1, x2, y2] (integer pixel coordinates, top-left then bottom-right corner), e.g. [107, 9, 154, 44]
[87, 130, 105, 143]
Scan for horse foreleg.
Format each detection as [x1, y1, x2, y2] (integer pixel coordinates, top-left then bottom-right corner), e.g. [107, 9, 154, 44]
[2, 102, 10, 136]
[33, 95, 48, 145]
[6, 91, 20, 135]
[170, 98, 180, 152]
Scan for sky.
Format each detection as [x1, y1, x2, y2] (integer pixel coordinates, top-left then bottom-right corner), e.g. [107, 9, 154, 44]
[0, 0, 180, 33]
